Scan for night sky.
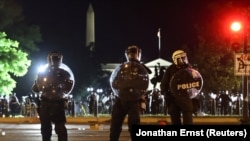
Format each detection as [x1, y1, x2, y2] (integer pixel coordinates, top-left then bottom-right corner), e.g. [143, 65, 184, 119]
[21, 0, 200, 60]
[14, 0, 250, 98]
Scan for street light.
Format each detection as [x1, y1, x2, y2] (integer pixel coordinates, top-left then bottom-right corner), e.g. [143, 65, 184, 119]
[230, 21, 243, 51]
[87, 87, 94, 92]
[231, 21, 242, 32]
[96, 88, 103, 94]
[230, 20, 249, 124]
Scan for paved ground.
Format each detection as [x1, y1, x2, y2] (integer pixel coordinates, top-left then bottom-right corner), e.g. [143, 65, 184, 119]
[0, 115, 246, 141]
[0, 115, 244, 124]
[0, 123, 130, 141]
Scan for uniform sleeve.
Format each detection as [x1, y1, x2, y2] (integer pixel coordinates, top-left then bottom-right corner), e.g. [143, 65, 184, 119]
[160, 66, 175, 99]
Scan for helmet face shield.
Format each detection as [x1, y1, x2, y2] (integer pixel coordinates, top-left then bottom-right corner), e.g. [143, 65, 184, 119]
[48, 51, 63, 67]
[51, 56, 61, 65]
[176, 57, 187, 66]
[125, 45, 141, 61]
[126, 47, 138, 54]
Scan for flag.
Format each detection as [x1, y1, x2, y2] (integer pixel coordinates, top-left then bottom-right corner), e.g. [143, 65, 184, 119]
[157, 28, 161, 58]
[157, 28, 161, 38]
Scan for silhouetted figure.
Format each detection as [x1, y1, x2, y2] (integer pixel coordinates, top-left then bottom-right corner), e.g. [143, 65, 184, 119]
[151, 64, 166, 89]
[24, 97, 32, 117]
[107, 92, 118, 114]
[0, 95, 8, 117]
[219, 91, 232, 115]
[150, 65, 158, 88]
[197, 92, 206, 113]
[9, 93, 20, 117]
[143, 91, 151, 114]
[87, 92, 99, 116]
[150, 88, 162, 115]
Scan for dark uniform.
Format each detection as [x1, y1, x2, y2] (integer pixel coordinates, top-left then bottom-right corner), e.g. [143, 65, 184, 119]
[160, 50, 203, 125]
[219, 91, 232, 115]
[0, 95, 8, 117]
[9, 93, 20, 117]
[109, 45, 151, 141]
[150, 88, 162, 115]
[87, 92, 98, 115]
[32, 51, 74, 141]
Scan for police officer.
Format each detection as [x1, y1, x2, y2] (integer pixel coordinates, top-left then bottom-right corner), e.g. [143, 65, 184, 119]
[219, 90, 232, 115]
[9, 93, 20, 117]
[109, 45, 151, 141]
[32, 51, 74, 141]
[87, 92, 99, 117]
[160, 50, 202, 125]
[150, 88, 162, 115]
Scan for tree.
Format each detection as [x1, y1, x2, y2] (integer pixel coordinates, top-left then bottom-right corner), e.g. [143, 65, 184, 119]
[185, 37, 241, 94]
[0, 0, 42, 97]
[0, 0, 42, 53]
[0, 32, 31, 95]
[183, 1, 244, 94]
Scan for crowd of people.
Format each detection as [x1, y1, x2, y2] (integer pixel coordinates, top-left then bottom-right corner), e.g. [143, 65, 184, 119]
[0, 93, 38, 118]
[82, 89, 245, 116]
[0, 90, 245, 118]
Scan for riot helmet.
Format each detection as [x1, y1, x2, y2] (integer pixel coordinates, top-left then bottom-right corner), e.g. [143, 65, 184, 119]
[125, 45, 141, 61]
[47, 51, 63, 67]
[172, 50, 188, 67]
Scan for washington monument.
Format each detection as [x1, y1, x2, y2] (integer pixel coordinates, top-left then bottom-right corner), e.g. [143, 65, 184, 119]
[86, 3, 95, 51]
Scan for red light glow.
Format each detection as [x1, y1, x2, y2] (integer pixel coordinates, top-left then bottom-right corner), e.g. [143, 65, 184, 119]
[231, 21, 242, 32]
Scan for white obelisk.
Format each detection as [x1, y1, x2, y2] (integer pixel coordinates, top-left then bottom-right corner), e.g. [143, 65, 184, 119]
[86, 3, 95, 51]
